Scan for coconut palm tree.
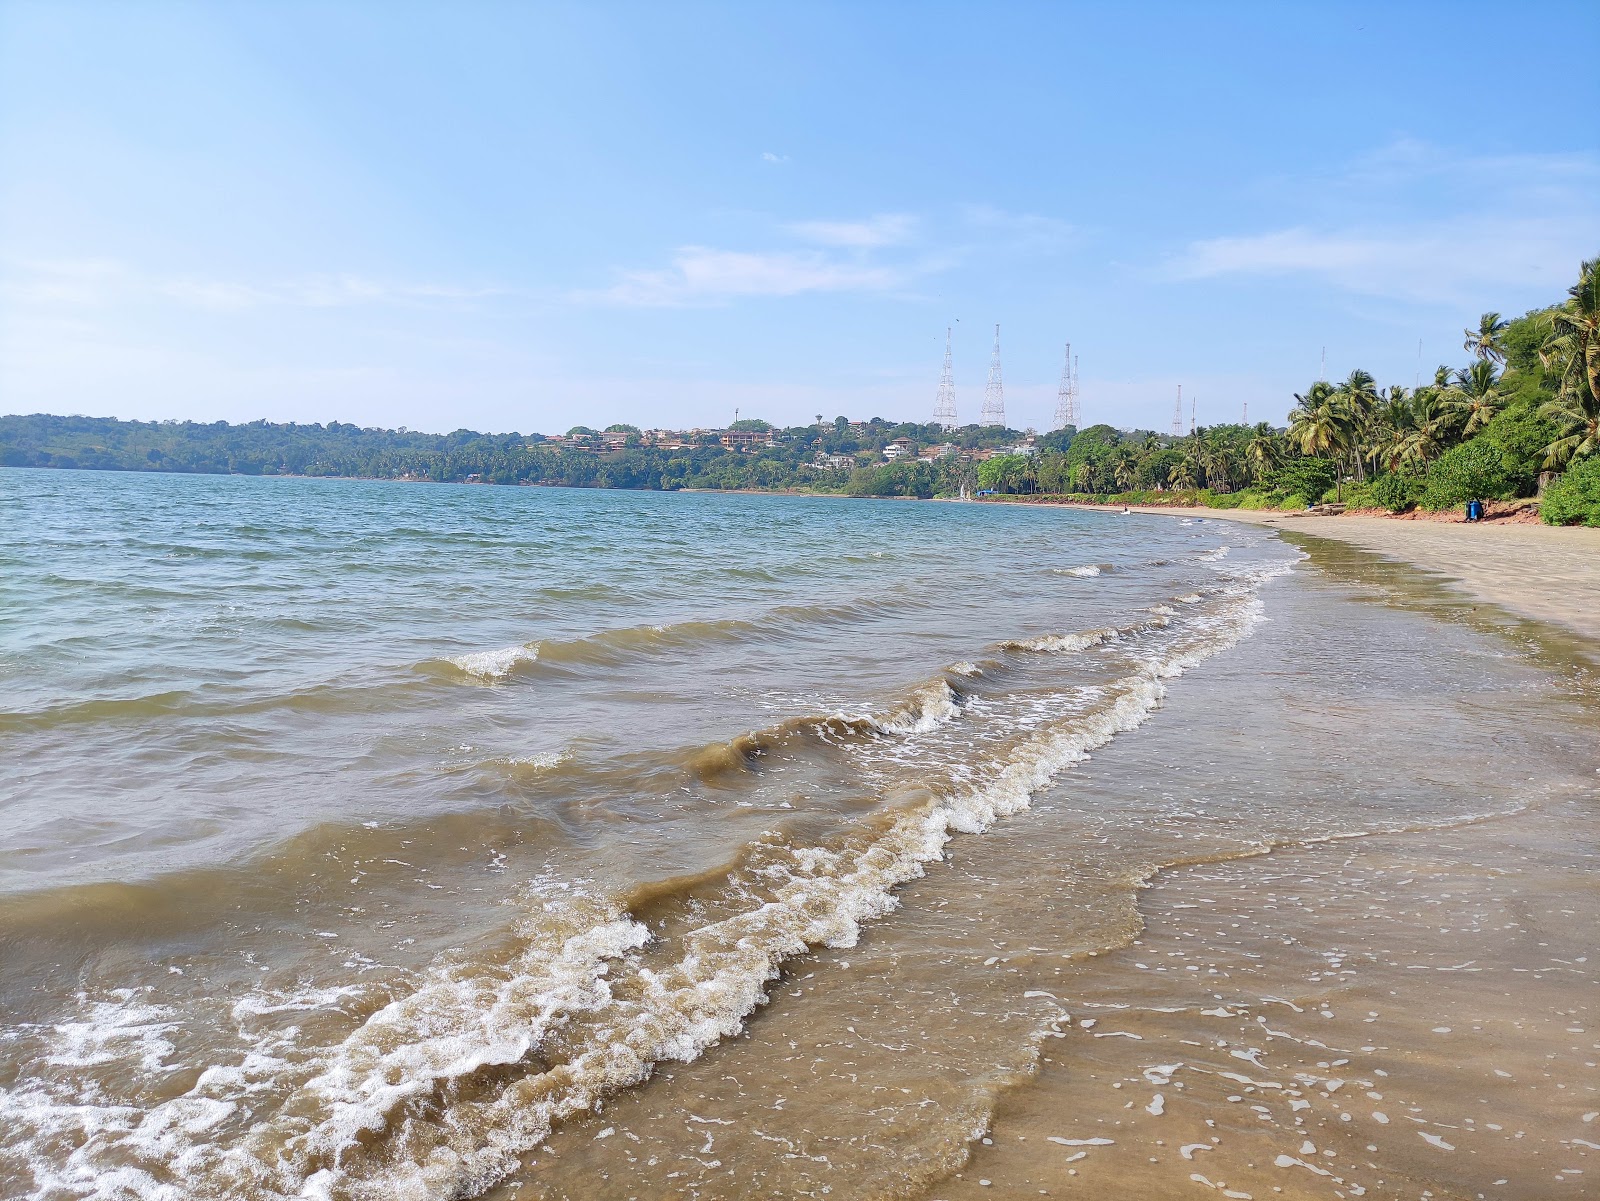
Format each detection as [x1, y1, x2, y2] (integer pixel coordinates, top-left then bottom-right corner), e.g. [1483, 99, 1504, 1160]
[1539, 259, 1600, 467]
[1288, 380, 1348, 497]
[1541, 386, 1600, 469]
[1399, 390, 1453, 467]
[1441, 360, 1506, 438]
[1112, 448, 1138, 492]
[1170, 457, 1197, 491]
[1372, 387, 1414, 472]
[1463, 312, 1510, 363]
[1244, 424, 1283, 482]
[1333, 369, 1380, 482]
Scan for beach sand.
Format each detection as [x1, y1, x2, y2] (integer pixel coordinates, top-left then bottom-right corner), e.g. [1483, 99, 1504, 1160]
[1094, 506, 1600, 651]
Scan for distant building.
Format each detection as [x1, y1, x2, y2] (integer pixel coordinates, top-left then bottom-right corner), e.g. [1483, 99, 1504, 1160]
[883, 437, 916, 461]
[720, 429, 774, 451]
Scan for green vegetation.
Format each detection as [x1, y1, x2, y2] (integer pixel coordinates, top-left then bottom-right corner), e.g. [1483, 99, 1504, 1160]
[1539, 454, 1600, 527]
[0, 413, 1025, 496]
[4, 259, 1595, 524]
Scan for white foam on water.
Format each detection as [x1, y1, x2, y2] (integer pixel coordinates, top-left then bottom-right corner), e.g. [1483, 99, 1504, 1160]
[41, 991, 178, 1073]
[1000, 627, 1117, 654]
[1054, 564, 1103, 577]
[446, 644, 539, 680]
[877, 679, 962, 735]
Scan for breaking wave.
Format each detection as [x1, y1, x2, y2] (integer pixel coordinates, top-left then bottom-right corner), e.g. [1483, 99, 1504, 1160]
[0, 560, 1295, 1201]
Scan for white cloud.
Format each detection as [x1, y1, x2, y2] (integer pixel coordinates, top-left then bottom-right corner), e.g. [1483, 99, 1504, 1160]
[761, 151, 788, 163]
[785, 213, 916, 248]
[1172, 216, 1591, 305]
[1169, 145, 1599, 305]
[588, 245, 906, 307]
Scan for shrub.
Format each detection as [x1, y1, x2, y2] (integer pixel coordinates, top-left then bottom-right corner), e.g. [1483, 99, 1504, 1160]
[1480, 399, 1561, 496]
[1419, 441, 1513, 511]
[1233, 489, 1278, 510]
[1266, 459, 1336, 504]
[1540, 454, 1600, 526]
[1345, 470, 1424, 513]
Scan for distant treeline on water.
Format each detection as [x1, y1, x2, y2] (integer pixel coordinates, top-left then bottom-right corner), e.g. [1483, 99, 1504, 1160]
[0, 412, 1050, 497]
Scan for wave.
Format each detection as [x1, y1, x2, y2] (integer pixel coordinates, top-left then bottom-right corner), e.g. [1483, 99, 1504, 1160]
[999, 627, 1118, 654]
[0, 563, 1294, 1201]
[1052, 563, 1110, 578]
[447, 644, 540, 680]
[429, 595, 909, 684]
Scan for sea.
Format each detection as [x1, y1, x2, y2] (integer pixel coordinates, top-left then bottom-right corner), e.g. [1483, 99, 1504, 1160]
[2, 468, 1596, 1201]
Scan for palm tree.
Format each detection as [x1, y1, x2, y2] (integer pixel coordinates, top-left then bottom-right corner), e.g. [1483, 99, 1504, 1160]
[1399, 390, 1453, 467]
[1540, 259, 1600, 467]
[1244, 424, 1283, 483]
[1288, 380, 1348, 497]
[1170, 457, 1197, 491]
[1112, 448, 1137, 492]
[1332, 369, 1379, 482]
[1441, 360, 1506, 438]
[1372, 387, 1413, 472]
[1463, 312, 1510, 363]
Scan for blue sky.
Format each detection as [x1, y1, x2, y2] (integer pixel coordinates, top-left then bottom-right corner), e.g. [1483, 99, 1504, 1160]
[2, 1, 1596, 435]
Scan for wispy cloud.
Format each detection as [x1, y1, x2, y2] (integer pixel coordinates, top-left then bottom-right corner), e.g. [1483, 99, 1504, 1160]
[586, 246, 907, 307]
[959, 205, 1079, 252]
[1168, 145, 1599, 305]
[785, 213, 916, 248]
[1, 259, 504, 311]
[761, 151, 789, 164]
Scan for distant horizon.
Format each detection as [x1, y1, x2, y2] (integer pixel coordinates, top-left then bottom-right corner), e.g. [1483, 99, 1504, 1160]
[3, 2, 1596, 435]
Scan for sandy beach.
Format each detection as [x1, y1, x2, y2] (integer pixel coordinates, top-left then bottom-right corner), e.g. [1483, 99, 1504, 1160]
[1071, 505, 1600, 651]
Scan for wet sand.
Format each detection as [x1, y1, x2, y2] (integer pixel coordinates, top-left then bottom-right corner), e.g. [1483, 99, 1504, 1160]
[472, 537, 1599, 1201]
[1096, 505, 1600, 650]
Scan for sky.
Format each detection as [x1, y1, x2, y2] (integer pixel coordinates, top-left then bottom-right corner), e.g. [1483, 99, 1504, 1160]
[2, 1, 1597, 436]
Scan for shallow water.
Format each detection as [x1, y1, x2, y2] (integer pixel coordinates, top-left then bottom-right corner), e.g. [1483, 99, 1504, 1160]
[1, 470, 1594, 1200]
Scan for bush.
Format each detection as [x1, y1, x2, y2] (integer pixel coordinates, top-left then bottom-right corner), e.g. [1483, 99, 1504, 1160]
[1540, 454, 1600, 526]
[1266, 459, 1336, 504]
[1480, 399, 1561, 496]
[1344, 470, 1424, 513]
[1233, 489, 1279, 510]
[1419, 440, 1513, 511]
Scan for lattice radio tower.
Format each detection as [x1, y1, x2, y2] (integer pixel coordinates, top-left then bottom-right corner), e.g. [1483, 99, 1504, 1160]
[1170, 385, 1184, 437]
[932, 326, 958, 428]
[980, 324, 1006, 427]
[1053, 342, 1080, 430]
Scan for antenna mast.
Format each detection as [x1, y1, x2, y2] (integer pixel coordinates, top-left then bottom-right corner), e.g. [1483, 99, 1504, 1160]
[932, 326, 958, 428]
[1189, 395, 1197, 436]
[1171, 385, 1184, 438]
[1053, 342, 1079, 430]
[980, 324, 1006, 427]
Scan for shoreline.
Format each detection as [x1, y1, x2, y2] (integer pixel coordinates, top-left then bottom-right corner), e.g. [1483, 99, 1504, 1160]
[1028, 498, 1600, 651]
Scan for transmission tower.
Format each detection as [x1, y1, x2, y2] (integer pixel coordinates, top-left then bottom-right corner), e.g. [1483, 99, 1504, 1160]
[980, 324, 1006, 427]
[1190, 395, 1197, 435]
[932, 326, 958, 428]
[1052, 343, 1081, 430]
[1171, 385, 1184, 437]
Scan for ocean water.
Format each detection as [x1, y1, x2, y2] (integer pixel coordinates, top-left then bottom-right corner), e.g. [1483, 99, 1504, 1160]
[1, 468, 1594, 1201]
